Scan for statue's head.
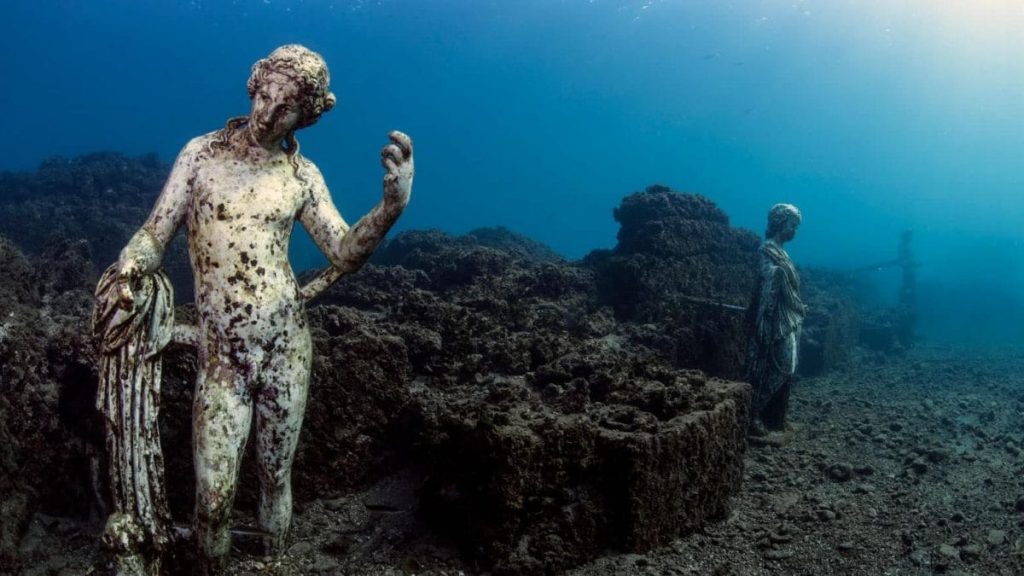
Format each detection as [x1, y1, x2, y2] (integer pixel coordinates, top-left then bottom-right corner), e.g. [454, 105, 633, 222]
[247, 45, 337, 132]
[766, 203, 801, 242]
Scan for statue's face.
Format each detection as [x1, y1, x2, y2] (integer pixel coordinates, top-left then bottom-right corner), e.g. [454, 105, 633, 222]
[779, 216, 799, 242]
[249, 71, 303, 147]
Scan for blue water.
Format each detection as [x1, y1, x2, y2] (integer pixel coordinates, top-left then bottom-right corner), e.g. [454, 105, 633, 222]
[2, 0, 1024, 344]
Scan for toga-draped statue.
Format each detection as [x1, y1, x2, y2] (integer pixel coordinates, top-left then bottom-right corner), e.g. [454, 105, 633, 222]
[745, 203, 805, 436]
[94, 44, 413, 575]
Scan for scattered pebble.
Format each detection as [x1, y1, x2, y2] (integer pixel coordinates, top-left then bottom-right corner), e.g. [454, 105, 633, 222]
[826, 463, 853, 482]
[986, 529, 1006, 546]
[909, 549, 927, 566]
[938, 543, 959, 559]
[310, 555, 341, 573]
[763, 549, 794, 560]
[960, 543, 982, 562]
[853, 464, 875, 475]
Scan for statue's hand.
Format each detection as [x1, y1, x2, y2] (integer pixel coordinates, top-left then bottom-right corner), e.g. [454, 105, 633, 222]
[381, 131, 413, 207]
[117, 259, 141, 310]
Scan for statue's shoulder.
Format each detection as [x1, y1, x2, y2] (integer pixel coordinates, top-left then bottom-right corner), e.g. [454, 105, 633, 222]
[169, 133, 220, 164]
[295, 153, 317, 169]
[295, 154, 326, 182]
[192, 131, 221, 145]
[186, 132, 222, 154]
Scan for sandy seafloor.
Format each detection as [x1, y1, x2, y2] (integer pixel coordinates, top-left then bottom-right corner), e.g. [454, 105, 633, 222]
[12, 345, 1024, 576]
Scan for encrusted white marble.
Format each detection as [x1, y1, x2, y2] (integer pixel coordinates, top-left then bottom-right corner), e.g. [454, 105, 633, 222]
[110, 44, 412, 573]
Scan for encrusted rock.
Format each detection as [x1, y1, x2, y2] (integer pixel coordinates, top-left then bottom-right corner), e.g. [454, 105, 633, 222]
[417, 373, 750, 575]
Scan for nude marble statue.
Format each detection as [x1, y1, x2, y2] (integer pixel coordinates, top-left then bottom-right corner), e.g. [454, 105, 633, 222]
[103, 44, 413, 573]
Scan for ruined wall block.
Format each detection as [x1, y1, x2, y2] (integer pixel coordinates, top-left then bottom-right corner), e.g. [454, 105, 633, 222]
[420, 379, 750, 575]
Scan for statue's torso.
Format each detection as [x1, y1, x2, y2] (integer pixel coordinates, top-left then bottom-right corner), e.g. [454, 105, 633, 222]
[185, 138, 310, 342]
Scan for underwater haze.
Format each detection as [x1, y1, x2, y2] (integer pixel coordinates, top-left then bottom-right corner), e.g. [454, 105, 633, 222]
[2, 0, 1024, 345]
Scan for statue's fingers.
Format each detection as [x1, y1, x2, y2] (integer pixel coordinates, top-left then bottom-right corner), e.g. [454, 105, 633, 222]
[381, 144, 403, 167]
[382, 157, 400, 175]
[118, 281, 134, 309]
[389, 131, 412, 159]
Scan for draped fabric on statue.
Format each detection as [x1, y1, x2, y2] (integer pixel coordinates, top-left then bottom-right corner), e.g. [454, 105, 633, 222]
[745, 240, 805, 415]
[93, 264, 175, 565]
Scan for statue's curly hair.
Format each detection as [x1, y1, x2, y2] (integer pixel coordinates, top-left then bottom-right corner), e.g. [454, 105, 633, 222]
[766, 203, 801, 239]
[212, 45, 337, 175]
[247, 44, 336, 130]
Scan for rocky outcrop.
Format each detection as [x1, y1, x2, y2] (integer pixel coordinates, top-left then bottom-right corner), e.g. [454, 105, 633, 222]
[583, 186, 760, 379]
[0, 237, 99, 570]
[311, 230, 750, 573]
[416, 371, 749, 575]
[0, 153, 192, 301]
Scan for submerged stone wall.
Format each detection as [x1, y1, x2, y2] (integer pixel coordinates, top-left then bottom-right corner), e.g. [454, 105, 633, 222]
[0, 238, 99, 569]
[416, 374, 749, 575]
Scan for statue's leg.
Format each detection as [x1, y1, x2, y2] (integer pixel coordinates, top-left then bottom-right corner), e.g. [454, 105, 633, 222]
[746, 373, 771, 436]
[193, 360, 253, 572]
[254, 332, 312, 554]
[761, 333, 798, 430]
[761, 377, 791, 431]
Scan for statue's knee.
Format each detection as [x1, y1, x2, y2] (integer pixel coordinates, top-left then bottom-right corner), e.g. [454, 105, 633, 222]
[254, 446, 292, 487]
[195, 487, 234, 524]
[258, 465, 291, 494]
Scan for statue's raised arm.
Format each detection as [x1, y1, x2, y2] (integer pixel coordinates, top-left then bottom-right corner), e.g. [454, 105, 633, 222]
[298, 130, 413, 301]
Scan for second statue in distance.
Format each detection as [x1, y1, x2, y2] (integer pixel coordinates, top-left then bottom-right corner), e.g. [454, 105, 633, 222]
[745, 203, 805, 437]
